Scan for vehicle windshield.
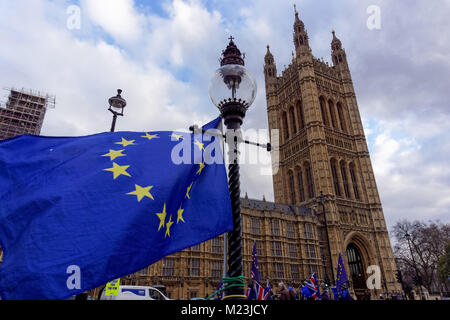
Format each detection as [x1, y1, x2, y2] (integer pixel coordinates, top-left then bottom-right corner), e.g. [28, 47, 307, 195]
[149, 289, 163, 300]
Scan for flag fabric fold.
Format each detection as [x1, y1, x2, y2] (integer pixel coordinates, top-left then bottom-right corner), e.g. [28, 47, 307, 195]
[336, 252, 349, 292]
[0, 117, 232, 300]
[251, 242, 260, 282]
[303, 273, 322, 300]
[263, 280, 272, 300]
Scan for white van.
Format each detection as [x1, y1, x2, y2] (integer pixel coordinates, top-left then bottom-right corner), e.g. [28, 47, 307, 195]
[100, 285, 171, 300]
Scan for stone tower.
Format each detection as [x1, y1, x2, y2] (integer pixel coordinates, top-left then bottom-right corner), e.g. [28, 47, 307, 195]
[264, 8, 401, 298]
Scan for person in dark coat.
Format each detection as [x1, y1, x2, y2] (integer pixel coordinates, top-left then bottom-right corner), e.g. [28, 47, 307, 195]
[278, 282, 290, 300]
[321, 283, 330, 300]
[288, 286, 297, 300]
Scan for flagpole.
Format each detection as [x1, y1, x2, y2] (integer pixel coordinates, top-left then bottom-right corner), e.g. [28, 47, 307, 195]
[209, 37, 269, 300]
[220, 120, 229, 279]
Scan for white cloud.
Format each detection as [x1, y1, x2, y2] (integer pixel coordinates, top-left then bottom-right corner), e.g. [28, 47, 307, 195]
[0, 0, 449, 230]
[80, 0, 145, 44]
[370, 118, 450, 226]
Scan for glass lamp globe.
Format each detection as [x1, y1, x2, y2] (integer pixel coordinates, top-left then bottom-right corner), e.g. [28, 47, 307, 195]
[209, 64, 257, 109]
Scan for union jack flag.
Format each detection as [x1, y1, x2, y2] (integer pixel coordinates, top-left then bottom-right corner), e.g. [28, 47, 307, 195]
[246, 281, 265, 300]
[263, 280, 272, 300]
[304, 273, 322, 300]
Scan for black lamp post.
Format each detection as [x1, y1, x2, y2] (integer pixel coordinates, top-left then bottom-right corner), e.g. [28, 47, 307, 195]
[318, 191, 335, 285]
[108, 89, 127, 132]
[208, 37, 257, 299]
[405, 231, 423, 300]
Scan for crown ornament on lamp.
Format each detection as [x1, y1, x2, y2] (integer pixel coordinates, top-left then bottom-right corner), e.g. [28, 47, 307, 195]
[208, 36, 257, 129]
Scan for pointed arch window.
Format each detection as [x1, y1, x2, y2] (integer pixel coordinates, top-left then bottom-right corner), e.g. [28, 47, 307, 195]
[288, 170, 296, 205]
[340, 161, 350, 198]
[330, 159, 341, 197]
[337, 102, 347, 133]
[297, 167, 306, 202]
[305, 162, 315, 199]
[320, 97, 329, 126]
[289, 107, 297, 134]
[349, 163, 360, 200]
[297, 100, 305, 130]
[282, 111, 289, 141]
[328, 100, 337, 129]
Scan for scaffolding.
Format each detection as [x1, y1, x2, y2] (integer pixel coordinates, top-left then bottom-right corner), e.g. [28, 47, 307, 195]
[0, 87, 56, 140]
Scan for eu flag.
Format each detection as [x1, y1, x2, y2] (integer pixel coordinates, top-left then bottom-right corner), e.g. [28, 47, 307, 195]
[251, 242, 260, 282]
[0, 117, 232, 300]
[336, 252, 348, 292]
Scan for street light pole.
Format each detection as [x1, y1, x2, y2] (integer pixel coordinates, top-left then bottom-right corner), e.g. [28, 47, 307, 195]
[108, 89, 127, 132]
[318, 191, 335, 285]
[208, 37, 258, 299]
[405, 231, 423, 300]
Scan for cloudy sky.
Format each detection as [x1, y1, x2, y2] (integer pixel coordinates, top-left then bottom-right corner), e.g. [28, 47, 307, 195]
[0, 0, 449, 230]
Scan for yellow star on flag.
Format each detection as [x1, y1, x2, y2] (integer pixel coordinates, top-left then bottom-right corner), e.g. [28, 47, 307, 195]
[177, 207, 185, 224]
[142, 133, 159, 140]
[102, 149, 126, 161]
[171, 133, 184, 141]
[196, 162, 206, 175]
[126, 184, 154, 202]
[115, 138, 136, 147]
[156, 203, 167, 232]
[103, 162, 131, 180]
[185, 182, 193, 199]
[165, 215, 174, 238]
[194, 140, 205, 151]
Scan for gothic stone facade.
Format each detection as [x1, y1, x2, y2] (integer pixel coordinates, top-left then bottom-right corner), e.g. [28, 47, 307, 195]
[95, 11, 402, 300]
[263, 10, 401, 298]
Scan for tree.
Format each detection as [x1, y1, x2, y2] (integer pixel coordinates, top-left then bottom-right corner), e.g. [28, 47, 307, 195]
[437, 243, 450, 285]
[392, 220, 450, 294]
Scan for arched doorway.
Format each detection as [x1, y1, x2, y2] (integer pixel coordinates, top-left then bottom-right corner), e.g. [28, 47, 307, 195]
[346, 243, 370, 300]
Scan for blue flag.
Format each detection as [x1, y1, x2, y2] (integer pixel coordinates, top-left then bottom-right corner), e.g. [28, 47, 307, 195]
[0, 117, 233, 300]
[301, 285, 312, 299]
[341, 288, 353, 300]
[336, 252, 348, 292]
[251, 242, 260, 282]
[215, 280, 223, 300]
[331, 287, 339, 300]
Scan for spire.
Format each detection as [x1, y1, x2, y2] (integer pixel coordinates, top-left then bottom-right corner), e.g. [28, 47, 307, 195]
[265, 45, 273, 62]
[294, 4, 305, 30]
[293, 6, 309, 54]
[331, 29, 342, 51]
[331, 30, 347, 66]
[264, 44, 277, 79]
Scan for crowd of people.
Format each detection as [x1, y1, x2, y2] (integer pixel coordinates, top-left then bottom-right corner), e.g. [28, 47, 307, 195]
[245, 279, 354, 301]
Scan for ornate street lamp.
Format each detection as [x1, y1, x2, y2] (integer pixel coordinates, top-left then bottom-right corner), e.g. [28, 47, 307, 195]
[208, 37, 257, 298]
[108, 89, 127, 132]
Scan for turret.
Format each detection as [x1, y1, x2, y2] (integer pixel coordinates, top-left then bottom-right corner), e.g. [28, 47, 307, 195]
[264, 45, 277, 95]
[293, 5, 310, 56]
[331, 30, 348, 67]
